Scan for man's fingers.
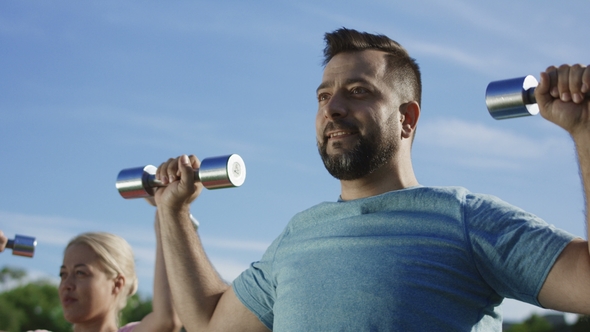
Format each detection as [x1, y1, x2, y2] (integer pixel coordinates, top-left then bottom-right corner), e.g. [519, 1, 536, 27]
[569, 64, 586, 104]
[156, 157, 180, 185]
[557, 64, 571, 102]
[188, 154, 200, 170]
[178, 155, 196, 188]
[582, 65, 590, 94]
[540, 64, 590, 105]
[545, 65, 559, 99]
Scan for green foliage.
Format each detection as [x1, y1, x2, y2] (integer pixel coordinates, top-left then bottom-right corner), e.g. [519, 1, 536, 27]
[0, 277, 71, 332]
[119, 292, 153, 325]
[506, 314, 554, 332]
[0, 266, 26, 284]
[571, 315, 590, 332]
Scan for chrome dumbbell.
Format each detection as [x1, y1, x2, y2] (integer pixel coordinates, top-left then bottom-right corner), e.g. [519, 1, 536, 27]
[116, 154, 246, 199]
[5, 234, 37, 258]
[485, 75, 539, 120]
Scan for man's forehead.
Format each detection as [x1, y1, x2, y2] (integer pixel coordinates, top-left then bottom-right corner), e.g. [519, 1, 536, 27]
[320, 50, 388, 87]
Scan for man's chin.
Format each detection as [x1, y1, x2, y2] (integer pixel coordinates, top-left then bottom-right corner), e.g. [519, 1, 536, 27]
[326, 145, 355, 157]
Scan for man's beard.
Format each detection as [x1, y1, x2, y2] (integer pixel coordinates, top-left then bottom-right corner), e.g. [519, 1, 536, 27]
[317, 120, 397, 181]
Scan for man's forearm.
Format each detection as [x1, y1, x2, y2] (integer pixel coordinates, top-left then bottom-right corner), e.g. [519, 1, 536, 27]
[157, 206, 230, 330]
[573, 131, 590, 247]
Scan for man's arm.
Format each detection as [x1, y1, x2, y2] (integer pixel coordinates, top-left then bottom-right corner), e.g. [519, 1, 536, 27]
[154, 154, 269, 331]
[536, 64, 590, 313]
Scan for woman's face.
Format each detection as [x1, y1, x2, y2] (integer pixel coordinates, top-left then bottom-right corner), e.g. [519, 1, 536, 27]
[59, 243, 119, 325]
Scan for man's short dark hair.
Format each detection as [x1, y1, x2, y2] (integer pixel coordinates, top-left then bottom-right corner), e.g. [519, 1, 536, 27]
[323, 28, 422, 106]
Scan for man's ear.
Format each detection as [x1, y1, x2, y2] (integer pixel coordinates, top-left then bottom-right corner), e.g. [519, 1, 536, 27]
[112, 274, 126, 295]
[400, 101, 420, 139]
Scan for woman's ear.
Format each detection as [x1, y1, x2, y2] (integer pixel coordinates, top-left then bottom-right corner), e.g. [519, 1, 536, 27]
[400, 101, 420, 139]
[112, 274, 126, 295]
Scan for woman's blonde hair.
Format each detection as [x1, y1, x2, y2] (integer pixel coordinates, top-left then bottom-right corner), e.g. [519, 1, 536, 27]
[65, 232, 138, 315]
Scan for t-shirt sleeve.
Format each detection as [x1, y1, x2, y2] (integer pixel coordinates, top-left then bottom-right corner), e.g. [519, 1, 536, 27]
[232, 229, 289, 330]
[465, 193, 576, 306]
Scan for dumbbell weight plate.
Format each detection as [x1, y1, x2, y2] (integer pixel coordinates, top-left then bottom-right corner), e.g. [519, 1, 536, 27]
[6, 234, 37, 258]
[116, 154, 246, 199]
[116, 165, 158, 199]
[199, 154, 246, 189]
[485, 75, 539, 120]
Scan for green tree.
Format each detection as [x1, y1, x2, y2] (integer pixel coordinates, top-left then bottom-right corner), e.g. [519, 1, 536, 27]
[0, 277, 71, 332]
[0, 266, 26, 284]
[506, 314, 554, 332]
[571, 315, 590, 332]
[119, 293, 153, 325]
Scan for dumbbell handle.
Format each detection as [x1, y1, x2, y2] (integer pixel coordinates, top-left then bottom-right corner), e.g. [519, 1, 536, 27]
[116, 154, 246, 199]
[5, 234, 36, 258]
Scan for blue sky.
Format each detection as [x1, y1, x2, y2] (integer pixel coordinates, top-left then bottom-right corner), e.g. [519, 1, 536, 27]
[1, 0, 589, 323]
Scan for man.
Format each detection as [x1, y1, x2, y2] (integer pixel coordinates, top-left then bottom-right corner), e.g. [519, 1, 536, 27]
[153, 28, 590, 331]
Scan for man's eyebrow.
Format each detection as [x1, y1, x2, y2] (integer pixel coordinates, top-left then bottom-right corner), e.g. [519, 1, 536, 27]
[316, 81, 333, 94]
[316, 78, 371, 94]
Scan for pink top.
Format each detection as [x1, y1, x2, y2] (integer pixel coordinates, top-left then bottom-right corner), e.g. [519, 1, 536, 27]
[29, 323, 140, 332]
[118, 322, 140, 332]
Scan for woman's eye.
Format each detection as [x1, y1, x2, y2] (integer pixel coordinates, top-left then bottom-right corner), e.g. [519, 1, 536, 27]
[59, 272, 66, 279]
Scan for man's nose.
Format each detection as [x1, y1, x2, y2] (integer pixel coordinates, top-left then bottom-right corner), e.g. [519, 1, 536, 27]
[323, 93, 348, 119]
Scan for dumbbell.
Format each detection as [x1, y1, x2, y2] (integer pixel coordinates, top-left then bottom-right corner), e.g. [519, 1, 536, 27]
[4, 234, 36, 258]
[485, 75, 539, 120]
[116, 154, 246, 199]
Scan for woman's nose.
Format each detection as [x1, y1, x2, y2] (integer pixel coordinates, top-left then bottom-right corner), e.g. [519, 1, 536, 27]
[60, 275, 74, 291]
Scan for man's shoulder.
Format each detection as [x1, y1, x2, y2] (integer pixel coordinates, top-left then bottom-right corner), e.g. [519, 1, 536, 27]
[291, 186, 475, 221]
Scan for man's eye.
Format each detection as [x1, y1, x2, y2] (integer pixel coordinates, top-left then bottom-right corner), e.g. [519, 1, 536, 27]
[351, 87, 367, 94]
[59, 272, 66, 279]
[318, 93, 330, 102]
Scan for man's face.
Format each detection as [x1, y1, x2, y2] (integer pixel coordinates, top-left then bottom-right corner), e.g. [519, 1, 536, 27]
[316, 50, 402, 180]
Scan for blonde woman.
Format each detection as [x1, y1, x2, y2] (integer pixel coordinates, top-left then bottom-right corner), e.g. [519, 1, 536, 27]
[58, 216, 181, 332]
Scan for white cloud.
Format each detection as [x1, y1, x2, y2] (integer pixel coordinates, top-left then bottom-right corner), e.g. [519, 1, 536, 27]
[416, 118, 572, 169]
[209, 256, 252, 282]
[502, 298, 579, 325]
[410, 41, 495, 72]
[0, 211, 105, 247]
[425, 0, 521, 37]
[203, 237, 269, 253]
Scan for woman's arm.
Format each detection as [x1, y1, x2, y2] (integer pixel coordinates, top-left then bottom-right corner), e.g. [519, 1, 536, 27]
[131, 204, 182, 332]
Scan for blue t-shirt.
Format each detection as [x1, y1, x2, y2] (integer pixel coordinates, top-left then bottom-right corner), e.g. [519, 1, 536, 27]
[232, 186, 575, 331]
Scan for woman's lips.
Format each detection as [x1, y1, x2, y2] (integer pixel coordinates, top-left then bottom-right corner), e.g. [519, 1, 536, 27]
[61, 296, 78, 306]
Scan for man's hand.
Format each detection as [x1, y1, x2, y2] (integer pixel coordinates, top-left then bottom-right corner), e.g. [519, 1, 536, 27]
[0, 230, 7, 253]
[536, 64, 590, 137]
[154, 154, 204, 211]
